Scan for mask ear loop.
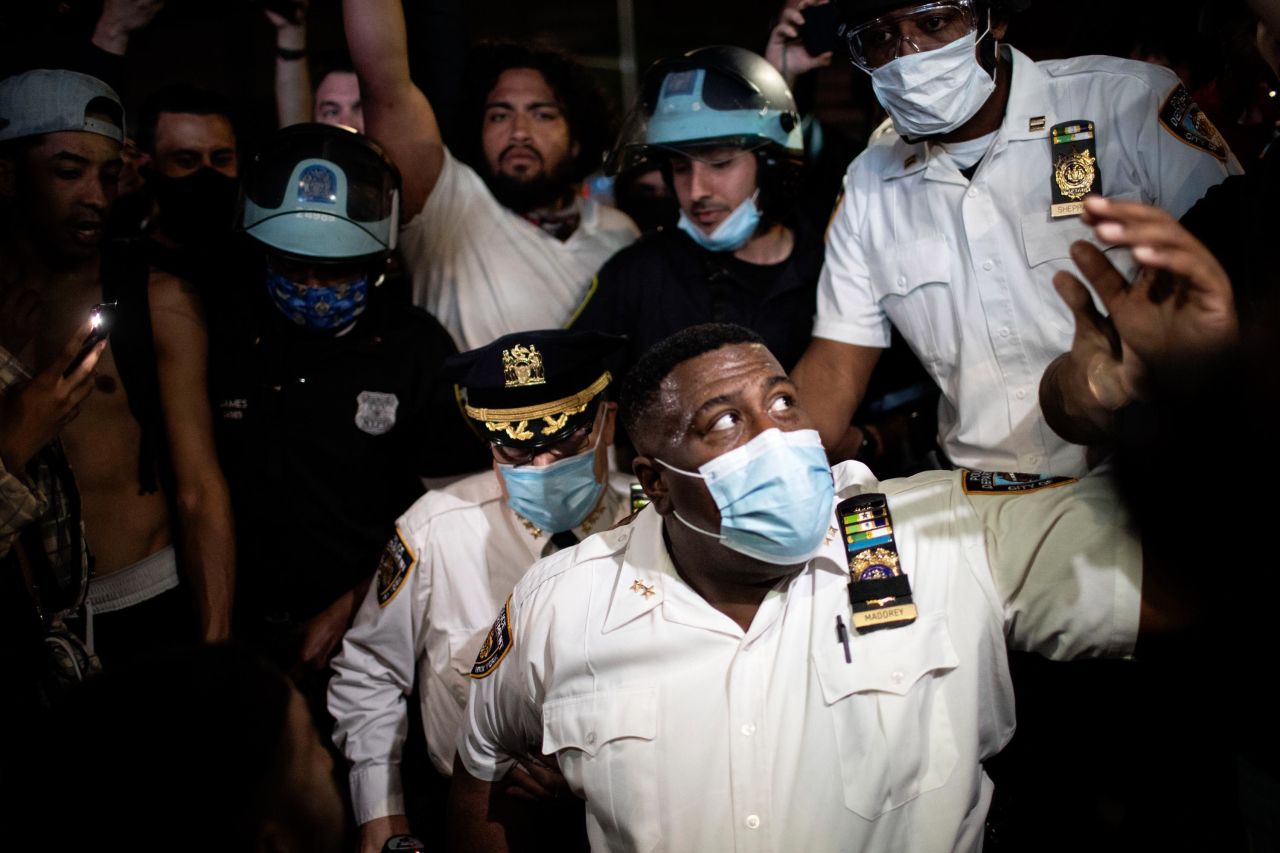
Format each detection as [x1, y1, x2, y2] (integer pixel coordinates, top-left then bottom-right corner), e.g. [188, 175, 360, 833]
[653, 458, 726, 540]
[978, 7, 999, 87]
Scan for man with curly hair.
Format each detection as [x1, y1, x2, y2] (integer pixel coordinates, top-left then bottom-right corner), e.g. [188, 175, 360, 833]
[344, 0, 638, 350]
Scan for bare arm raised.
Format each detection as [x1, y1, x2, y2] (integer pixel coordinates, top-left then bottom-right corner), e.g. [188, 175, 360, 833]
[343, 0, 445, 218]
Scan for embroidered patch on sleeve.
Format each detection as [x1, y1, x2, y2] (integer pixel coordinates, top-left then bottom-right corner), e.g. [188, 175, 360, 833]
[1159, 85, 1228, 162]
[376, 530, 415, 607]
[961, 470, 1077, 495]
[470, 596, 514, 679]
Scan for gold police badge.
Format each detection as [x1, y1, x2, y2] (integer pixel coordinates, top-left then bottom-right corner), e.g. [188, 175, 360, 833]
[502, 344, 546, 388]
[1049, 120, 1102, 218]
[1054, 148, 1096, 202]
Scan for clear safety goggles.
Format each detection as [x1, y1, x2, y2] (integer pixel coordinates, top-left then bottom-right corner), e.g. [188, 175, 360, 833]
[841, 1, 981, 71]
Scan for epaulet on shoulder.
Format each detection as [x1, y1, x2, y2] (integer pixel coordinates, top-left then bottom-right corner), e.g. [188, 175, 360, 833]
[850, 119, 913, 175]
[510, 544, 585, 606]
[399, 471, 500, 528]
[514, 520, 634, 606]
[1039, 54, 1178, 92]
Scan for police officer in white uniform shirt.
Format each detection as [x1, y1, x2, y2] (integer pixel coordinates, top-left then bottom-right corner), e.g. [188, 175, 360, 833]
[342, 0, 638, 350]
[328, 329, 635, 853]
[792, 0, 1240, 476]
[448, 323, 1163, 852]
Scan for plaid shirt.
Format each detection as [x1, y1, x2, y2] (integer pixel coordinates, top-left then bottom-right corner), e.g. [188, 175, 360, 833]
[0, 346, 90, 619]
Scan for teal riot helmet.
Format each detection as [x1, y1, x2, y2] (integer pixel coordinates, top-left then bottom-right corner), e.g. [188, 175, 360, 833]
[606, 46, 803, 177]
[236, 123, 400, 263]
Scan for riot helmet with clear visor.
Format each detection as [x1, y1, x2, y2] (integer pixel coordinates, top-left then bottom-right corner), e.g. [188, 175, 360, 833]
[237, 123, 400, 264]
[606, 46, 802, 177]
[840, 1, 983, 71]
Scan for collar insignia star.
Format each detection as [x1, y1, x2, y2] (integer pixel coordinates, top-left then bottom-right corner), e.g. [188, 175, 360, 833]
[630, 579, 656, 599]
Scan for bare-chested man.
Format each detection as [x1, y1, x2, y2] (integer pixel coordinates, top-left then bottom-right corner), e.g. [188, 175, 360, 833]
[0, 69, 234, 666]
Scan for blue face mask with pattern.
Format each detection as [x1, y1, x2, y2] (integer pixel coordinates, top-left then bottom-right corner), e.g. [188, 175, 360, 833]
[498, 431, 606, 533]
[265, 268, 370, 331]
[658, 428, 835, 565]
[677, 191, 761, 253]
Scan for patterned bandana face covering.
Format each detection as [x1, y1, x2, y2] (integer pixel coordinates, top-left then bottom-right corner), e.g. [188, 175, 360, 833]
[265, 268, 370, 331]
[658, 428, 836, 565]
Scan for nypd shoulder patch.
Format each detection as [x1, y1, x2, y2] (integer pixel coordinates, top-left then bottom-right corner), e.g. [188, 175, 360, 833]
[376, 531, 415, 607]
[961, 470, 1077, 495]
[1159, 85, 1228, 162]
[470, 597, 514, 679]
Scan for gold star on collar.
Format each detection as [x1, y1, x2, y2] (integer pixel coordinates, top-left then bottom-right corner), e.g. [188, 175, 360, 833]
[517, 515, 543, 540]
[630, 579, 655, 599]
[516, 495, 610, 543]
[824, 525, 837, 546]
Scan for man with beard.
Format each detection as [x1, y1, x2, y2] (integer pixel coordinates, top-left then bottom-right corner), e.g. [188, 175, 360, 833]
[344, 0, 638, 350]
[0, 70, 235, 665]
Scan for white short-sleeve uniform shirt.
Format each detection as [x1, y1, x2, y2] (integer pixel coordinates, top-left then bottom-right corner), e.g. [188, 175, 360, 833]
[815, 47, 1240, 476]
[327, 470, 633, 825]
[457, 461, 1142, 852]
[398, 149, 639, 350]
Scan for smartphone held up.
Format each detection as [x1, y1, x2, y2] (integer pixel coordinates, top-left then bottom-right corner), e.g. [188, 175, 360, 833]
[63, 301, 117, 378]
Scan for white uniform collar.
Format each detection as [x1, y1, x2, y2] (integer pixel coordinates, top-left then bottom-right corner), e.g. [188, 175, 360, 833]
[602, 492, 852, 636]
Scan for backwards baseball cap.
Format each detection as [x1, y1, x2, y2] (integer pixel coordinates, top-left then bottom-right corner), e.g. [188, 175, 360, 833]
[0, 69, 125, 146]
[447, 329, 626, 450]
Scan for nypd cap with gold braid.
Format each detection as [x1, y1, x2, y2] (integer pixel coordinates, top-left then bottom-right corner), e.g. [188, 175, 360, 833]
[446, 329, 625, 449]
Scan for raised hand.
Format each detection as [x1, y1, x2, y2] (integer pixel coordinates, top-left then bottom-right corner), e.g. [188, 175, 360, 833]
[765, 0, 834, 87]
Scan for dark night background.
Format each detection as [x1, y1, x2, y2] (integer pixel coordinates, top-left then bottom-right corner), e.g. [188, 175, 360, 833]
[0, 0, 1252, 151]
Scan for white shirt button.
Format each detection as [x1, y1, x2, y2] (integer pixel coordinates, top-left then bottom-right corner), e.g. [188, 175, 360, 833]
[982, 260, 994, 271]
[999, 327, 1010, 337]
[896, 275, 906, 288]
[585, 731, 596, 746]
[1027, 455, 1040, 466]
[740, 723, 756, 737]
[891, 670, 905, 684]
[967, 188, 978, 199]
[746, 815, 761, 830]
[1015, 389, 1026, 400]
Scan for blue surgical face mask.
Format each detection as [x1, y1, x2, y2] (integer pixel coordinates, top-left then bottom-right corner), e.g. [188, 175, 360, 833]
[658, 428, 835, 565]
[677, 191, 761, 252]
[266, 268, 370, 331]
[498, 431, 605, 533]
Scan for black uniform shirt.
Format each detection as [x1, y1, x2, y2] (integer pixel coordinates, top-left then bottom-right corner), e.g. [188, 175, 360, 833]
[570, 225, 823, 372]
[210, 282, 487, 621]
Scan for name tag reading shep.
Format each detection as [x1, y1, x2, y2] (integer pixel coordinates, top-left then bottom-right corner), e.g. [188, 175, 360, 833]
[1050, 120, 1101, 219]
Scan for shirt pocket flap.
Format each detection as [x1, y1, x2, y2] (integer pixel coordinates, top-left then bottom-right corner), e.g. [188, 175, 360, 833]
[543, 687, 658, 758]
[1020, 192, 1143, 268]
[867, 237, 952, 298]
[815, 610, 959, 703]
